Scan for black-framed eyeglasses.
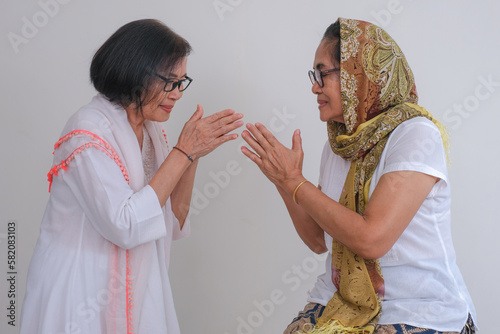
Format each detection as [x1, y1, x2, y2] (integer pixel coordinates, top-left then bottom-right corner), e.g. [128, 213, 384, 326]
[155, 74, 193, 92]
[308, 68, 340, 87]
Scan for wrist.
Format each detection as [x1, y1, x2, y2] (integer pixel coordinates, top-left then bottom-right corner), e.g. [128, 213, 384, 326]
[292, 179, 309, 205]
[173, 146, 194, 163]
[282, 175, 306, 196]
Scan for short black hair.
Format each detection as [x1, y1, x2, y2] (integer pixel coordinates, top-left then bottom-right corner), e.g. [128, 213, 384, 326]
[90, 19, 192, 110]
[322, 20, 341, 64]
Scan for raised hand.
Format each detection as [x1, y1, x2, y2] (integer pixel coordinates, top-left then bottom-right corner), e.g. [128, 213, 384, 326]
[176, 105, 244, 159]
[241, 122, 305, 194]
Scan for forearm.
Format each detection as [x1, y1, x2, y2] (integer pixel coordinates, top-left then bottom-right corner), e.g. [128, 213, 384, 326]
[276, 185, 327, 254]
[171, 158, 198, 227]
[285, 180, 369, 257]
[289, 170, 439, 260]
[148, 149, 193, 213]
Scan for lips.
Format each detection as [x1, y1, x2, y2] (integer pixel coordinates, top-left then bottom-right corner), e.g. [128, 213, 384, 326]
[160, 105, 174, 113]
[317, 100, 328, 108]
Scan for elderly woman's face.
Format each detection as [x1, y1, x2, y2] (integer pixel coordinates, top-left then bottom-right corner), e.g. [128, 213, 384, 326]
[141, 57, 188, 123]
[312, 40, 343, 123]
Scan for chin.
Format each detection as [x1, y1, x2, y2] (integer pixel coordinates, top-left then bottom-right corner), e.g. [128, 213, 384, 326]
[156, 113, 170, 123]
[322, 111, 344, 123]
[319, 111, 332, 122]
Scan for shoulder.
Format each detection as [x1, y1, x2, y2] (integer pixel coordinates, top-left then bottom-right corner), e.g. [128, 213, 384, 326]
[389, 117, 443, 145]
[52, 95, 129, 159]
[377, 116, 448, 184]
[385, 117, 446, 161]
[62, 95, 123, 136]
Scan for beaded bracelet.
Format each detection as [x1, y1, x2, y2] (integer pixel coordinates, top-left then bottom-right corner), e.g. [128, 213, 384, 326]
[173, 146, 194, 162]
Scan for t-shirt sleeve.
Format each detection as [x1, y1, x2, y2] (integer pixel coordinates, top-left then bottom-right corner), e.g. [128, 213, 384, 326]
[318, 140, 332, 187]
[376, 118, 449, 195]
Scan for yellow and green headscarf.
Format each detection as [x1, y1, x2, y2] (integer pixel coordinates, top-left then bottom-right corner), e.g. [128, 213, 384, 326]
[302, 18, 448, 334]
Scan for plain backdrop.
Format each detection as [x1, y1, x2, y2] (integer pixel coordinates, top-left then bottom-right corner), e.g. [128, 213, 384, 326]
[1, 0, 499, 333]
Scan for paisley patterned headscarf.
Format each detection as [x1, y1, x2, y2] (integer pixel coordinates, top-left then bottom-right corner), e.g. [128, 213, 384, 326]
[302, 18, 448, 334]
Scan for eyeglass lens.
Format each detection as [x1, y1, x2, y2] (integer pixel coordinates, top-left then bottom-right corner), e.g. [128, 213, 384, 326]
[308, 70, 323, 87]
[165, 79, 188, 92]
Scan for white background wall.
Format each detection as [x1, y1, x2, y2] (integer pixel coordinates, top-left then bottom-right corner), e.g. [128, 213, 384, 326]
[1, 0, 499, 333]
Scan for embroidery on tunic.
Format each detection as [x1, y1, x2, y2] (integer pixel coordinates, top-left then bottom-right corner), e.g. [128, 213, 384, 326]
[48, 129, 134, 332]
[47, 130, 129, 191]
[161, 128, 170, 152]
[126, 250, 133, 334]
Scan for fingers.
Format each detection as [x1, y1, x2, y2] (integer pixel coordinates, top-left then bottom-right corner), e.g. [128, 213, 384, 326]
[181, 106, 244, 159]
[204, 108, 236, 124]
[214, 132, 239, 146]
[219, 112, 244, 128]
[198, 110, 243, 139]
[201, 132, 240, 157]
[254, 123, 280, 147]
[240, 146, 262, 166]
[212, 114, 244, 137]
[188, 104, 204, 122]
[195, 108, 243, 133]
[244, 123, 273, 152]
[241, 129, 266, 158]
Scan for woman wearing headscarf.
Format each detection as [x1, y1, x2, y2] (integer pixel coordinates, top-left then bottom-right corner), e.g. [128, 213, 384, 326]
[241, 18, 477, 334]
[20, 19, 243, 333]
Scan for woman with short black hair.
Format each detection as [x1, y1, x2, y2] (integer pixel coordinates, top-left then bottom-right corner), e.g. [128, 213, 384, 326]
[20, 19, 243, 334]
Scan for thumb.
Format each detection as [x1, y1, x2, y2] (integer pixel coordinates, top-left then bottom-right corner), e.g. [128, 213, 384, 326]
[292, 129, 302, 152]
[188, 104, 204, 122]
[292, 129, 302, 151]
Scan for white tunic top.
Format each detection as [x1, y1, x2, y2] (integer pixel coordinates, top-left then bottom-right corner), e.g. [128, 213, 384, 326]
[308, 117, 476, 332]
[20, 95, 190, 334]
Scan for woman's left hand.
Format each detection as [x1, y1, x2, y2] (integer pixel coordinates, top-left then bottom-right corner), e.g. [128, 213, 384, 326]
[241, 123, 305, 194]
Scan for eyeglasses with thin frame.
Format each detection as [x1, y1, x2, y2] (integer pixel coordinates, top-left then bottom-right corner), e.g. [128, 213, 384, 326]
[155, 73, 193, 92]
[308, 68, 340, 87]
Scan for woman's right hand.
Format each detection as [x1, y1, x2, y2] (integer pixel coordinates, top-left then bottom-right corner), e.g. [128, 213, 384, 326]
[176, 104, 244, 159]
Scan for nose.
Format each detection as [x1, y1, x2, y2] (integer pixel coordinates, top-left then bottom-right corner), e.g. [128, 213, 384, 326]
[311, 81, 322, 95]
[167, 87, 183, 101]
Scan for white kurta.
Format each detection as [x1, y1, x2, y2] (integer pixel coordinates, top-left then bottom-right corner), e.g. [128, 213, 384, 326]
[20, 94, 190, 334]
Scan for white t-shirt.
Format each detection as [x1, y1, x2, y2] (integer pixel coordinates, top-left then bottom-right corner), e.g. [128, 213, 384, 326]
[308, 117, 476, 332]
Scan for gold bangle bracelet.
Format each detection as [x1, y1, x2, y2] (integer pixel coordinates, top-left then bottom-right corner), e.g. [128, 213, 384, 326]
[293, 180, 308, 205]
